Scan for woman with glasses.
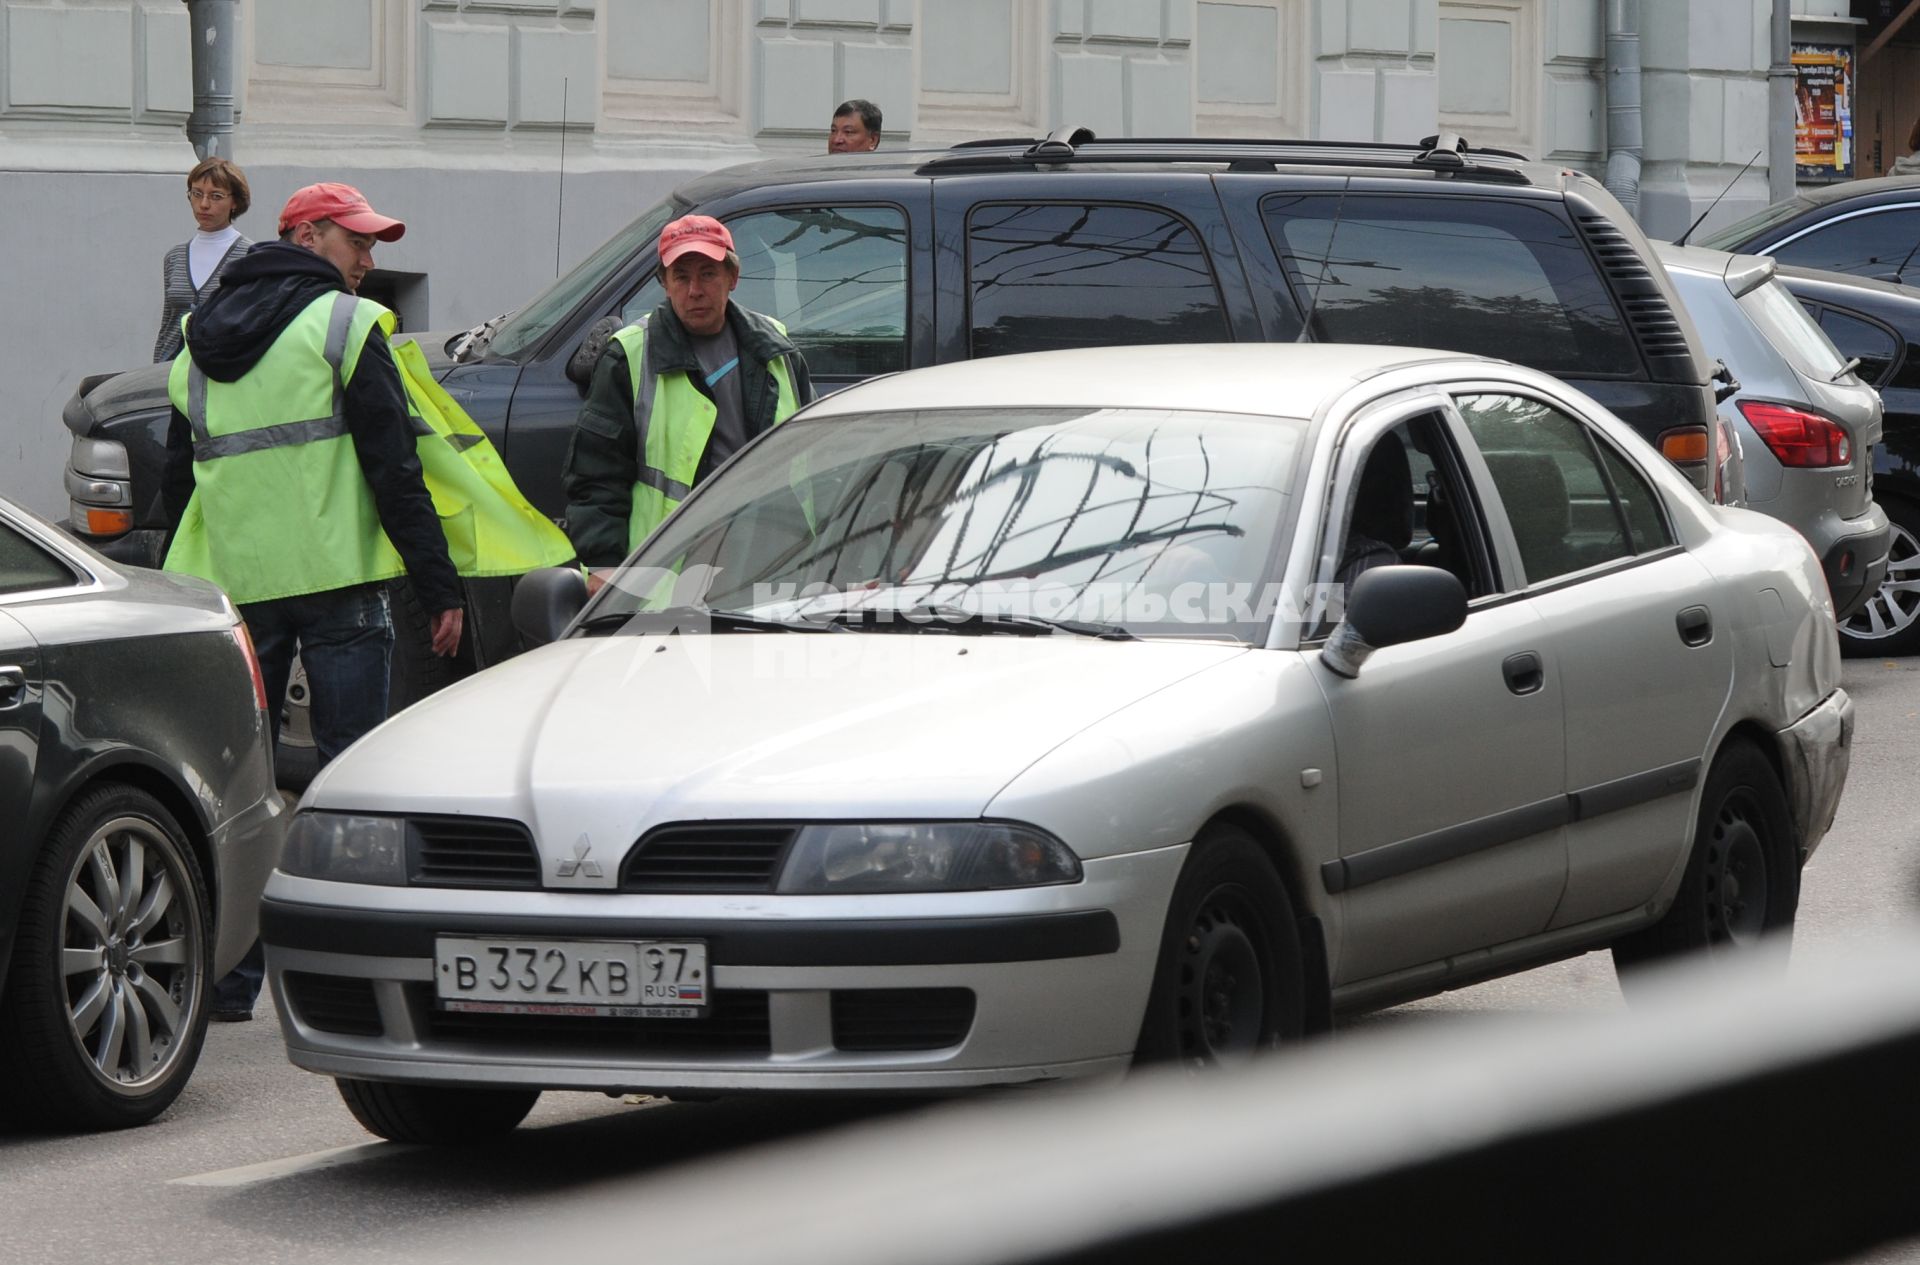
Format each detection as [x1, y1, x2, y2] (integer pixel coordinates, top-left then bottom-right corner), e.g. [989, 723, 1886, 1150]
[153, 157, 254, 362]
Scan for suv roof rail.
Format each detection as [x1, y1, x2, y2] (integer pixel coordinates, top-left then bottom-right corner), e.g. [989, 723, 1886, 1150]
[918, 131, 1533, 182]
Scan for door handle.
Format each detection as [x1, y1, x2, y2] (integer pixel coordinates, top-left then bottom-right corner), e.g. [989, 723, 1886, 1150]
[1502, 651, 1544, 696]
[1676, 606, 1713, 648]
[0, 666, 24, 710]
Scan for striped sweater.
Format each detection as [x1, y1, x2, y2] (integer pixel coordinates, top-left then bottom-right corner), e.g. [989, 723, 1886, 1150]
[152, 234, 253, 362]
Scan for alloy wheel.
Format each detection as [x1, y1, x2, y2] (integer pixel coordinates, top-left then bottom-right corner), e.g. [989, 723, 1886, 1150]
[1844, 517, 1920, 644]
[60, 815, 204, 1093]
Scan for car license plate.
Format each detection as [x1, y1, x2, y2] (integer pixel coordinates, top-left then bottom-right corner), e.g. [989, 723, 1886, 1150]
[434, 937, 708, 1018]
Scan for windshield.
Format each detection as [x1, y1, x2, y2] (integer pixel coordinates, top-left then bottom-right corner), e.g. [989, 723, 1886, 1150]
[1696, 196, 1814, 251]
[487, 198, 681, 361]
[591, 407, 1304, 644]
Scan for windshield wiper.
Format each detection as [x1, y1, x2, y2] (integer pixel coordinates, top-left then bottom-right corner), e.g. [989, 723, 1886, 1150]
[574, 606, 838, 636]
[449, 312, 511, 363]
[821, 604, 1134, 640]
[1829, 356, 1862, 383]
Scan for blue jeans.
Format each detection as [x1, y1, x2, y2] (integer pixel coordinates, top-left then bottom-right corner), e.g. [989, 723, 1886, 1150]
[214, 583, 394, 1014]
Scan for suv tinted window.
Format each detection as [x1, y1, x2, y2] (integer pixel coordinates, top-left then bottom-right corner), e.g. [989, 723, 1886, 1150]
[1263, 196, 1639, 376]
[1771, 208, 1920, 281]
[967, 204, 1230, 358]
[621, 207, 910, 379]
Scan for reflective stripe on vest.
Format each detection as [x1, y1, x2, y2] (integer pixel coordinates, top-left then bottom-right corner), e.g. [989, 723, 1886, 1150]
[611, 317, 799, 551]
[163, 292, 410, 605]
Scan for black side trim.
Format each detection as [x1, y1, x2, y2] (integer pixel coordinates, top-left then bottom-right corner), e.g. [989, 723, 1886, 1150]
[1322, 759, 1704, 895]
[1322, 797, 1572, 895]
[260, 899, 1120, 966]
[1569, 759, 1700, 822]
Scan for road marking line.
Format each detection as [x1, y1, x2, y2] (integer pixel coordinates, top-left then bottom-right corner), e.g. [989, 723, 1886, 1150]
[170, 1141, 407, 1188]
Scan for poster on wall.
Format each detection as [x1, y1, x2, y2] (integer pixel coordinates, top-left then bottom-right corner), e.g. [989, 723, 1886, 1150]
[1794, 42, 1854, 182]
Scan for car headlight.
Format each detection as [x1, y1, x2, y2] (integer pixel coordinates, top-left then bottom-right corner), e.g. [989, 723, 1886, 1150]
[279, 812, 408, 885]
[775, 822, 1081, 894]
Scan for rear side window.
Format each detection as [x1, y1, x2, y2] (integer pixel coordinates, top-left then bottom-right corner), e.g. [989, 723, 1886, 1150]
[1455, 393, 1670, 585]
[0, 521, 77, 595]
[1814, 307, 1901, 387]
[1770, 208, 1920, 281]
[967, 204, 1230, 358]
[1262, 195, 1640, 377]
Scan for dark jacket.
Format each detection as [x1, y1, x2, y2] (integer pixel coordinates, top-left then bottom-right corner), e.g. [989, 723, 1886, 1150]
[562, 299, 814, 568]
[160, 241, 460, 613]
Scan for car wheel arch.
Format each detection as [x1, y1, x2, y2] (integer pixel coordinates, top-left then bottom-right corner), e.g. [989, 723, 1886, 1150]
[39, 759, 218, 911]
[1191, 803, 1334, 1035]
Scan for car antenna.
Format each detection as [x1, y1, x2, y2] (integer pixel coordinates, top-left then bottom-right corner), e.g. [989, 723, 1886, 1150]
[555, 76, 569, 278]
[1295, 181, 1349, 342]
[1675, 150, 1761, 246]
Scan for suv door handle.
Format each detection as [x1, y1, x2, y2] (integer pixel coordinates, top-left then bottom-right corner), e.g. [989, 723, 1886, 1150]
[1676, 606, 1713, 647]
[0, 666, 24, 710]
[1502, 651, 1544, 696]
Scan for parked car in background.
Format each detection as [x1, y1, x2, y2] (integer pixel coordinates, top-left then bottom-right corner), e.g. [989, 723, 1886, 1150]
[0, 496, 282, 1130]
[1656, 243, 1888, 622]
[59, 132, 1724, 780]
[1772, 265, 1920, 656]
[1698, 175, 1920, 285]
[257, 344, 1851, 1145]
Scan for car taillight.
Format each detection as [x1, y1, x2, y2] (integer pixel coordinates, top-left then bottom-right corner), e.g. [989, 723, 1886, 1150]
[230, 623, 269, 713]
[1737, 401, 1851, 468]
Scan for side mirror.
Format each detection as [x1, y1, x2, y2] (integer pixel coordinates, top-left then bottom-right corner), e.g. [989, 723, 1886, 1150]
[512, 566, 589, 648]
[1319, 565, 1468, 679]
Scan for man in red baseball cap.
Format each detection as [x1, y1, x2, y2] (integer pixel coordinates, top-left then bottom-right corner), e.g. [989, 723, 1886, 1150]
[563, 213, 815, 582]
[158, 180, 462, 1020]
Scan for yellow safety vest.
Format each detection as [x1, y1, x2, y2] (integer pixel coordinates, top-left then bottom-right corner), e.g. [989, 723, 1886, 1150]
[164, 292, 409, 604]
[612, 318, 800, 550]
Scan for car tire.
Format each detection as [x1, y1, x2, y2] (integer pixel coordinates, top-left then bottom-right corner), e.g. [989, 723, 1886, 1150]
[1612, 739, 1798, 990]
[273, 579, 465, 791]
[335, 1077, 540, 1144]
[1841, 495, 1920, 658]
[0, 785, 212, 1130]
[1133, 824, 1305, 1069]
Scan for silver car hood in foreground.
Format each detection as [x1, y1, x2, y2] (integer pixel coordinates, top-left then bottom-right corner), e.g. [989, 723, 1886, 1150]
[312, 633, 1248, 872]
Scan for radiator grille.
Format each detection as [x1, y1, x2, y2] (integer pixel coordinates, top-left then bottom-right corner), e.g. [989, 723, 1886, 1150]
[620, 824, 797, 893]
[409, 816, 540, 889]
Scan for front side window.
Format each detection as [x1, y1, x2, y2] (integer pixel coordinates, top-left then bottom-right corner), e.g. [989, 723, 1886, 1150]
[0, 520, 78, 596]
[1455, 393, 1669, 585]
[967, 204, 1231, 358]
[1262, 195, 1640, 376]
[1770, 208, 1920, 281]
[620, 206, 910, 379]
[614, 407, 1303, 643]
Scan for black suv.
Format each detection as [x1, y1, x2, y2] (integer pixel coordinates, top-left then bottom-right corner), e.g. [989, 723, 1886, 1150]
[61, 132, 1720, 768]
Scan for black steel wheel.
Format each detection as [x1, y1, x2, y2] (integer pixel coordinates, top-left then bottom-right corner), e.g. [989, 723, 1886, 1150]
[0, 784, 212, 1130]
[1613, 739, 1798, 990]
[335, 1077, 540, 1145]
[1841, 496, 1920, 658]
[1135, 825, 1304, 1070]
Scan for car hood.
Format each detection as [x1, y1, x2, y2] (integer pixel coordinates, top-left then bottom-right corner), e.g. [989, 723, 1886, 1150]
[311, 633, 1248, 876]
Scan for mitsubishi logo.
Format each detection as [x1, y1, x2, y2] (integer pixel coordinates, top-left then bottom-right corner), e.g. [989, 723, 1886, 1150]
[555, 836, 604, 879]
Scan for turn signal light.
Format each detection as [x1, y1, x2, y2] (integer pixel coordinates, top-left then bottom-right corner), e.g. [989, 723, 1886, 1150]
[1738, 401, 1851, 468]
[81, 507, 132, 535]
[1658, 427, 1711, 464]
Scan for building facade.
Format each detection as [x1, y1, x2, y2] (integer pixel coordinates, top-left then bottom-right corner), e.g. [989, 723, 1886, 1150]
[0, 0, 1807, 514]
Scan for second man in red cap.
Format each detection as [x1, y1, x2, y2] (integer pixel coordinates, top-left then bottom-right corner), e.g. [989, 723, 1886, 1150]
[562, 214, 814, 581]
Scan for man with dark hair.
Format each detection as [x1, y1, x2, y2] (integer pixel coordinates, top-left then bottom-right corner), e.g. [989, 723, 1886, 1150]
[828, 98, 882, 152]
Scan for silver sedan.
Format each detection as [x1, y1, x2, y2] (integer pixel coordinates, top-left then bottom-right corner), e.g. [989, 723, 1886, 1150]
[259, 344, 1853, 1144]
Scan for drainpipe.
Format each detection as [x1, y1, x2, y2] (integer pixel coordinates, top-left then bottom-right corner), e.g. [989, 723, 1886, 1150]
[1769, 0, 1796, 202]
[1604, 0, 1642, 220]
[183, 0, 240, 160]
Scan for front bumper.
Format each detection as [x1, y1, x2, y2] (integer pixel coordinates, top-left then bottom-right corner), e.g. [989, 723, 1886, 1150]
[1776, 687, 1854, 862]
[260, 845, 1184, 1093]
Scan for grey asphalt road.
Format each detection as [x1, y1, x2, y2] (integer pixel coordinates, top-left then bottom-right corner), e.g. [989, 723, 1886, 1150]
[2, 658, 1916, 1264]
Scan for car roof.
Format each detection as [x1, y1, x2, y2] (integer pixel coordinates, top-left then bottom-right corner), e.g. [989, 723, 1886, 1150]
[1793, 174, 1920, 209]
[798, 344, 1488, 419]
[674, 134, 1573, 205]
